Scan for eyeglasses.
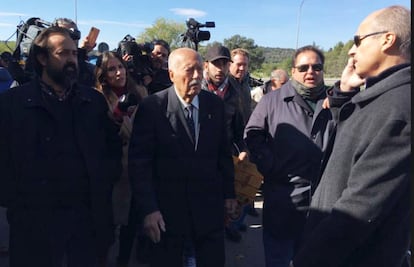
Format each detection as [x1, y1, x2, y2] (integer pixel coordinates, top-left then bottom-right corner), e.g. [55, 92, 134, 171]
[294, 63, 323, 72]
[353, 31, 388, 47]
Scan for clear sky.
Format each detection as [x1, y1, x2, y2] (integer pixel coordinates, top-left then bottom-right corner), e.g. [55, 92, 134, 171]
[0, 0, 410, 51]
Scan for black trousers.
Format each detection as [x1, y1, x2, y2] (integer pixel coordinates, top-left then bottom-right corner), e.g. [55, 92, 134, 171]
[149, 229, 225, 267]
[117, 199, 142, 264]
[7, 207, 99, 267]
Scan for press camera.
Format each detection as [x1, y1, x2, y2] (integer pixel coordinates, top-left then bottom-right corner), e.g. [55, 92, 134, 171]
[117, 34, 154, 84]
[180, 18, 215, 50]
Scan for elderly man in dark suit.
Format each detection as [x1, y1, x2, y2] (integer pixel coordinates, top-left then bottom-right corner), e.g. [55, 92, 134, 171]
[128, 47, 237, 267]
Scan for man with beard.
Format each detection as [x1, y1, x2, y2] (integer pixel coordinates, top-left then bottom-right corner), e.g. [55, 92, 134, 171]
[53, 17, 97, 87]
[0, 26, 122, 267]
[202, 44, 248, 243]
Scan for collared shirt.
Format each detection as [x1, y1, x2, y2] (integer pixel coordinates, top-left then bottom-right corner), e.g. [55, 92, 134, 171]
[174, 87, 200, 148]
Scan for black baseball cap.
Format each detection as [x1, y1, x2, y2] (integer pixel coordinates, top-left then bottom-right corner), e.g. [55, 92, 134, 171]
[205, 45, 231, 62]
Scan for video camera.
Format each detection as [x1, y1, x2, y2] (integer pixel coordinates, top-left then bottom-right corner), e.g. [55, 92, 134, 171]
[248, 76, 264, 87]
[117, 34, 154, 84]
[181, 18, 215, 50]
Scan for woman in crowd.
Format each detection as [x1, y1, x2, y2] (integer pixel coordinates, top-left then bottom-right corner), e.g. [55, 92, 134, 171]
[95, 51, 147, 266]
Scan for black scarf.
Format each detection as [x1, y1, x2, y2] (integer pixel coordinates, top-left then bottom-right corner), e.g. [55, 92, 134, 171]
[291, 79, 326, 111]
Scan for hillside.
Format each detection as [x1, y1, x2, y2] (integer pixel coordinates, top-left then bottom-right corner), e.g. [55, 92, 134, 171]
[261, 46, 295, 64]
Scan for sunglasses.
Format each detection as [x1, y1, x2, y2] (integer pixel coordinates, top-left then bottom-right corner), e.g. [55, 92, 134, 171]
[353, 31, 388, 47]
[295, 63, 323, 72]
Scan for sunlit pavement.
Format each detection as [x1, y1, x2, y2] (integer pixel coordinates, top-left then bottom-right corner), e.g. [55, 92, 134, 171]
[222, 197, 264, 267]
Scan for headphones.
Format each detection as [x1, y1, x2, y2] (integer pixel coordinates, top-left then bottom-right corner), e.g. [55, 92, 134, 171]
[53, 18, 81, 41]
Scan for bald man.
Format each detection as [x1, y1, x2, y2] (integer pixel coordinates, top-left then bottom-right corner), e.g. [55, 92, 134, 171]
[293, 5, 411, 267]
[251, 68, 289, 107]
[128, 48, 237, 267]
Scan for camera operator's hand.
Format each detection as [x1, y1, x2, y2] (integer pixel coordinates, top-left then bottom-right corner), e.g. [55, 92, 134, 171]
[142, 74, 153, 87]
[122, 53, 133, 63]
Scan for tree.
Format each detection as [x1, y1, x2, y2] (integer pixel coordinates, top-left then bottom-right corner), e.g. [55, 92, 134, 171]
[0, 41, 15, 55]
[125, 18, 353, 78]
[324, 40, 353, 77]
[223, 35, 265, 72]
[136, 18, 186, 49]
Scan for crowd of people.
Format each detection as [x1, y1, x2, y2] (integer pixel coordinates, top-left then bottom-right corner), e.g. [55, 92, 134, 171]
[0, 4, 411, 267]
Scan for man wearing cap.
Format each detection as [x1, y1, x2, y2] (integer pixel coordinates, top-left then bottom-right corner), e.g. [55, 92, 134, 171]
[202, 44, 248, 242]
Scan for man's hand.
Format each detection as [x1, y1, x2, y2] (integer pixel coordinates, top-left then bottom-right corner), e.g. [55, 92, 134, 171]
[143, 211, 166, 243]
[339, 58, 365, 91]
[238, 151, 248, 161]
[79, 36, 96, 53]
[225, 198, 238, 215]
[322, 97, 330, 109]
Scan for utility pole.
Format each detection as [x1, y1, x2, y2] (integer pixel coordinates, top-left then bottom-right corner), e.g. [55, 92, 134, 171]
[74, 0, 78, 24]
[295, 0, 305, 49]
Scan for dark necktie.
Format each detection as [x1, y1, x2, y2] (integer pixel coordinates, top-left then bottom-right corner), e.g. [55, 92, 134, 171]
[185, 105, 195, 142]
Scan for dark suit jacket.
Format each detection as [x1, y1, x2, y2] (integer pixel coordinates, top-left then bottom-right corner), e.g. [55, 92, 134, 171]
[0, 79, 122, 250]
[129, 86, 235, 237]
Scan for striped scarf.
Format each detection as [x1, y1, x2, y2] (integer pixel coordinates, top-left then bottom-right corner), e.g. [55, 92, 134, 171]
[206, 77, 229, 99]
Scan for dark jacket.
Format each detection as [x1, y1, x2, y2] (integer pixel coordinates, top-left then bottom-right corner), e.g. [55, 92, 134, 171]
[229, 74, 252, 124]
[146, 68, 172, 95]
[0, 79, 122, 249]
[202, 80, 246, 154]
[244, 81, 333, 239]
[260, 79, 273, 95]
[129, 86, 235, 237]
[77, 47, 96, 87]
[293, 65, 411, 267]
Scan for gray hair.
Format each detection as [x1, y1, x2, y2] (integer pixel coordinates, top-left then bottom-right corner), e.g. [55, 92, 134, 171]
[270, 69, 289, 80]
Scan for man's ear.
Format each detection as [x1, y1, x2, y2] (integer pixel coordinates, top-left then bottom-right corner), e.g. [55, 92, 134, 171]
[36, 53, 47, 67]
[168, 69, 174, 81]
[382, 32, 397, 52]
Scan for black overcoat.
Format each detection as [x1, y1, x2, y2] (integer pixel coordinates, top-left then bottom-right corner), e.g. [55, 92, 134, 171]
[0, 80, 122, 250]
[293, 65, 411, 267]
